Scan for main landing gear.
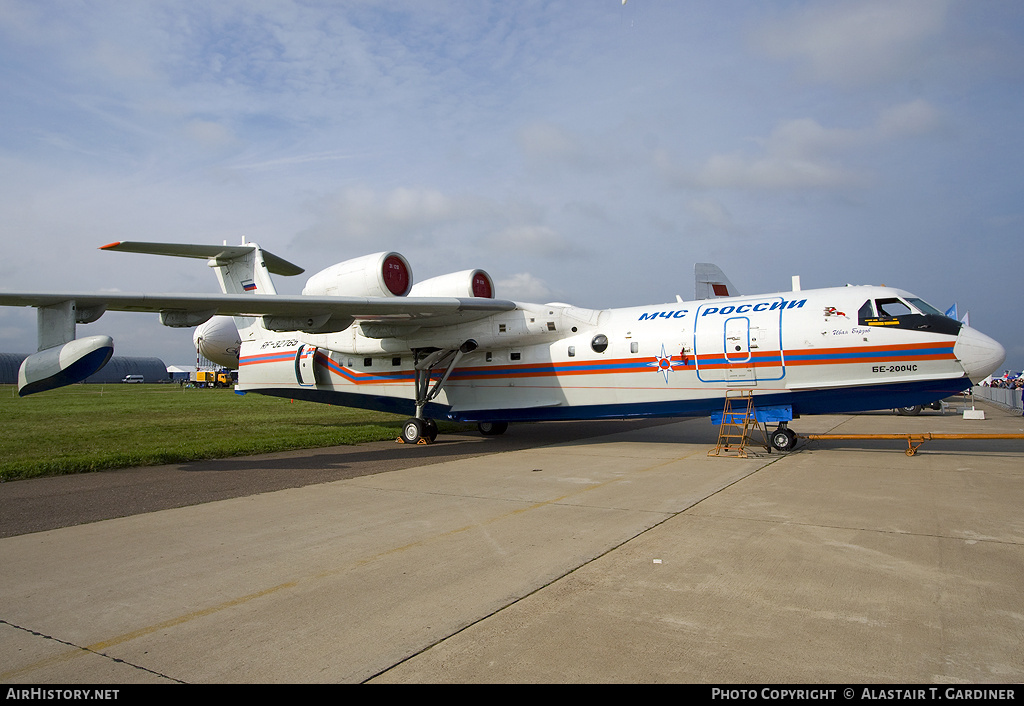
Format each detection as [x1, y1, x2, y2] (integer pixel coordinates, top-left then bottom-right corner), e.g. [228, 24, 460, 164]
[399, 340, 489, 445]
[401, 418, 438, 444]
[477, 421, 508, 436]
[769, 423, 798, 452]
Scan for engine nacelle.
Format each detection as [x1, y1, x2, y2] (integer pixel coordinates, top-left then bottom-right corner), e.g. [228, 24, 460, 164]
[18, 335, 114, 397]
[302, 252, 413, 298]
[194, 316, 241, 369]
[409, 269, 495, 299]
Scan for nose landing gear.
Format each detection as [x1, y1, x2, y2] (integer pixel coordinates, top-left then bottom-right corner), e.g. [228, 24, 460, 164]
[769, 424, 798, 452]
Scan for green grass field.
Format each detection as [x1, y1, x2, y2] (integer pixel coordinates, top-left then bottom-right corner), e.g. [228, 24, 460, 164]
[0, 384, 461, 481]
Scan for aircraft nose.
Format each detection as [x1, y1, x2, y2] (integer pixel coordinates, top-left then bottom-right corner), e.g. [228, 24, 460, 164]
[954, 325, 1006, 382]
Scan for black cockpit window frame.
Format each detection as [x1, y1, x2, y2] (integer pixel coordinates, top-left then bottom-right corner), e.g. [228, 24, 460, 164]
[858, 296, 962, 336]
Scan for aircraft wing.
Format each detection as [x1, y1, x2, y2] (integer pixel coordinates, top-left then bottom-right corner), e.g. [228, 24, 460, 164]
[0, 291, 517, 330]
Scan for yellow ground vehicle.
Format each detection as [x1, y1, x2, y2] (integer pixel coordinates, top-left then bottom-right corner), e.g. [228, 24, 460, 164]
[193, 370, 233, 388]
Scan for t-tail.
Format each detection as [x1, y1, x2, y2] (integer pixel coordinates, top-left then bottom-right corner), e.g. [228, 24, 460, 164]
[101, 240, 304, 347]
[99, 240, 304, 296]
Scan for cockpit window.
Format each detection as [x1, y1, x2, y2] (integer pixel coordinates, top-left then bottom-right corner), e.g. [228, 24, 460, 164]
[906, 297, 945, 317]
[858, 300, 874, 320]
[858, 296, 962, 336]
[875, 298, 912, 318]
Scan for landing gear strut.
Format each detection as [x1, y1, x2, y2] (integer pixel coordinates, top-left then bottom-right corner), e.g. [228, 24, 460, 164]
[769, 423, 798, 452]
[398, 340, 477, 444]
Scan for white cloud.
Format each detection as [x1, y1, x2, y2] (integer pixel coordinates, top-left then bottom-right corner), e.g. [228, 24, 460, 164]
[294, 186, 580, 270]
[754, 0, 950, 86]
[496, 272, 552, 302]
[183, 119, 238, 149]
[518, 122, 592, 169]
[685, 197, 736, 231]
[295, 186, 490, 247]
[90, 39, 161, 82]
[486, 225, 579, 257]
[661, 100, 941, 191]
[693, 148, 862, 191]
[875, 99, 942, 138]
[229, 150, 358, 171]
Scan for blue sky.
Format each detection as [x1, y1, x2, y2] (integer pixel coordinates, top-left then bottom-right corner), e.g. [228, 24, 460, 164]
[0, 0, 1022, 372]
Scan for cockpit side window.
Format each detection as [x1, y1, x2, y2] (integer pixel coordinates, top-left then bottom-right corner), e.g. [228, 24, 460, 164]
[858, 300, 874, 322]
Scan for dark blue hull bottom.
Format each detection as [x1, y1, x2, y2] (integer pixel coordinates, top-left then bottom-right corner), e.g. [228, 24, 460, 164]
[245, 376, 971, 425]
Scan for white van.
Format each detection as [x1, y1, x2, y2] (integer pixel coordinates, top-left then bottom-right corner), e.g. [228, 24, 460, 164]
[122, 375, 144, 384]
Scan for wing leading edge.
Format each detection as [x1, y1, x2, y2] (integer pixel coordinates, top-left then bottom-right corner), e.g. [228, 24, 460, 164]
[0, 291, 517, 329]
[1, 240, 520, 395]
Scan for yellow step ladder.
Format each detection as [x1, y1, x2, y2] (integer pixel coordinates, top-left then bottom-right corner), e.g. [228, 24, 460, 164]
[708, 389, 768, 458]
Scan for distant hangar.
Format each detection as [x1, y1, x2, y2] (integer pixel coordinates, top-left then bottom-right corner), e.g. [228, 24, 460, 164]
[0, 353, 168, 385]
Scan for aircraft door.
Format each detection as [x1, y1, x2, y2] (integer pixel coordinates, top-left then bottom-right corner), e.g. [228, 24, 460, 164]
[725, 318, 751, 363]
[295, 345, 319, 387]
[695, 300, 785, 385]
[722, 317, 755, 384]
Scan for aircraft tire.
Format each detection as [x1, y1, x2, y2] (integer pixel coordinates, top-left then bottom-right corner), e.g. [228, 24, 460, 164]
[478, 421, 508, 436]
[402, 418, 425, 444]
[896, 405, 923, 416]
[423, 418, 438, 442]
[769, 427, 797, 452]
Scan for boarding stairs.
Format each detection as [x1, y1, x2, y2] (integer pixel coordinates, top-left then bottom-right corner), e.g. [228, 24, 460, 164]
[708, 389, 768, 458]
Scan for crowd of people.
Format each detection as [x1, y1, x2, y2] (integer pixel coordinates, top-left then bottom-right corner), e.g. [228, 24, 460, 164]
[982, 373, 1023, 389]
[977, 371, 1024, 416]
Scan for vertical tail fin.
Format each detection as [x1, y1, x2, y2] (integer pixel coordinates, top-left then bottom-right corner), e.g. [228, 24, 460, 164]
[694, 263, 740, 300]
[210, 244, 280, 296]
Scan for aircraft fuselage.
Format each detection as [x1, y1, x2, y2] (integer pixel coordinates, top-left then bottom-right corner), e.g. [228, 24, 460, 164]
[235, 284, 995, 425]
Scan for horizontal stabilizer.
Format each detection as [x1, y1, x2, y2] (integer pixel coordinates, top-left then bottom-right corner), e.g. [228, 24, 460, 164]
[100, 241, 305, 277]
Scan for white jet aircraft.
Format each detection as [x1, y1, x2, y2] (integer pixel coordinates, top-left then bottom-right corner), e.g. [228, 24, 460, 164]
[0, 241, 1006, 451]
